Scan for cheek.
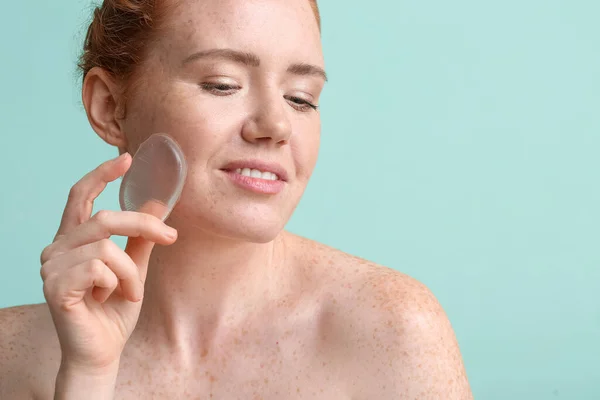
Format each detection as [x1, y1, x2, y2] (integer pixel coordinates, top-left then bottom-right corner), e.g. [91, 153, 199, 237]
[150, 88, 209, 135]
[291, 121, 321, 180]
[126, 85, 231, 160]
[123, 86, 181, 150]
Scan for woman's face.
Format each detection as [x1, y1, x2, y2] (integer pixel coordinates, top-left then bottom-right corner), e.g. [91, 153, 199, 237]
[121, 0, 325, 242]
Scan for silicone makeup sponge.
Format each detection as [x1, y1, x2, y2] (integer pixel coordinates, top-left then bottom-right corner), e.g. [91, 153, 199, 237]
[119, 134, 187, 221]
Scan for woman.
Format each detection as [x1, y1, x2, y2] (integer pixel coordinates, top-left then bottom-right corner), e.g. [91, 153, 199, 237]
[0, 0, 472, 398]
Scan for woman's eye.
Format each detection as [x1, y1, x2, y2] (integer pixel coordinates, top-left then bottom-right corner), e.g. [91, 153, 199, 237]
[200, 82, 240, 95]
[285, 95, 319, 112]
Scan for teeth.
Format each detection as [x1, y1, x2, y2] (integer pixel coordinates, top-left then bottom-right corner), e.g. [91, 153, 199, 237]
[263, 172, 277, 181]
[235, 168, 279, 181]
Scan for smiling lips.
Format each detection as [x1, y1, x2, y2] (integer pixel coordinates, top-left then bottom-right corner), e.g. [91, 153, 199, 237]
[221, 160, 288, 194]
[235, 168, 279, 181]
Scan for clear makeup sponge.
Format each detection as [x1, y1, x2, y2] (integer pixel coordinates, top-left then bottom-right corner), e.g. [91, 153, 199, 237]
[119, 133, 187, 221]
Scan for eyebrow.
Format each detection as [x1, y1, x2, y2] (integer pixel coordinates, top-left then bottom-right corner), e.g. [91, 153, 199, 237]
[287, 62, 328, 82]
[182, 48, 328, 82]
[182, 48, 260, 67]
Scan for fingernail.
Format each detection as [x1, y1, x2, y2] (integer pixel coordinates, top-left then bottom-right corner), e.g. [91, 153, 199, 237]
[164, 228, 177, 239]
[114, 153, 128, 162]
[134, 283, 144, 302]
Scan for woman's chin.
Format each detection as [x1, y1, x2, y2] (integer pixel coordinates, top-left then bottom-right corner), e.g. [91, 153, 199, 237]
[218, 213, 288, 243]
[205, 220, 285, 244]
[234, 228, 283, 244]
[167, 206, 288, 244]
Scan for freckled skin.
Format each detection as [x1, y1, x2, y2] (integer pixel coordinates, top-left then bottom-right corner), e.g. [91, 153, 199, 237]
[0, 233, 471, 399]
[0, 0, 472, 398]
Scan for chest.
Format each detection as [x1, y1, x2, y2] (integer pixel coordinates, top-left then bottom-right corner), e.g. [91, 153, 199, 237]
[113, 337, 351, 399]
[111, 298, 358, 399]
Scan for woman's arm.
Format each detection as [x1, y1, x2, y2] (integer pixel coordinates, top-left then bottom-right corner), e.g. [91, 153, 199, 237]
[0, 307, 38, 400]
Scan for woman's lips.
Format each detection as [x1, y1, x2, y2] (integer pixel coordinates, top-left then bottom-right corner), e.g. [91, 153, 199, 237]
[220, 159, 289, 182]
[219, 159, 289, 194]
[221, 169, 285, 194]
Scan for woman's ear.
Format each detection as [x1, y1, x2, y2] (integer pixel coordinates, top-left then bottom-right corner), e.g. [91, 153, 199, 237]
[82, 67, 128, 149]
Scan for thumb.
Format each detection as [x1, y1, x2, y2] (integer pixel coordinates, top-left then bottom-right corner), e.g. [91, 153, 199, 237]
[125, 236, 156, 282]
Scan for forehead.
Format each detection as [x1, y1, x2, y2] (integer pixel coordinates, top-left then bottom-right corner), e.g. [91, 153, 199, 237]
[159, 0, 323, 66]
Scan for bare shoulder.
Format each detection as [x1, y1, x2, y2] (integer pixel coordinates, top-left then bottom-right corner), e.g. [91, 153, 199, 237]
[0, 303, 60, 400]
[287, 233, 473, 399]
[286, 232, 438, 303]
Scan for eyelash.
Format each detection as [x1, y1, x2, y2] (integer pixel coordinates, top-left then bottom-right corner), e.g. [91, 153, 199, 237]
[200, 83, 319, 112]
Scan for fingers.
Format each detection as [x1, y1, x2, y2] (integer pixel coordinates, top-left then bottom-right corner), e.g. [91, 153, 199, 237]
[43, 259, 121, 309]
[124, 237, 156, 282]
[41, 239, 144, 302]
[55, 153, 131, 238]
[42, 210, 177, 264]
[137, 199, 172, 221]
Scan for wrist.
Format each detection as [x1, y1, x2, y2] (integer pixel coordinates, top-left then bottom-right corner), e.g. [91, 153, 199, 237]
[58, 358, 120, 378]
[54, 360, 120, 400]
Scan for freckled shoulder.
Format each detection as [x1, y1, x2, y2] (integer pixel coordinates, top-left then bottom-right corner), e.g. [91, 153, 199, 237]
[285, 232, 473, 399]
[284, 230, 422, 298]
[0, 303, 60, 400]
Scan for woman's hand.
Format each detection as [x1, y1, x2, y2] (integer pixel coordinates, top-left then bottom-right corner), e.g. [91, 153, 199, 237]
[40, 153, 177, 375]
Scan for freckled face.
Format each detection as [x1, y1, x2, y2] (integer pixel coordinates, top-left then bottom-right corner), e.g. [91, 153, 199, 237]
[121, 0, 325, 242]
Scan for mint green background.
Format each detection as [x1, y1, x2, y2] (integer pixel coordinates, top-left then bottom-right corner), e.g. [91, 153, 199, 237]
[1, 1, 599, 398]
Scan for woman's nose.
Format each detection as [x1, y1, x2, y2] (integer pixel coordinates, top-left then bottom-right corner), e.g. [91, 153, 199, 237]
[241, 97, 292, 146]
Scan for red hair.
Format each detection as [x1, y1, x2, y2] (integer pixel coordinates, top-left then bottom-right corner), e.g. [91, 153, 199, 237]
[78, 0, 321, 112]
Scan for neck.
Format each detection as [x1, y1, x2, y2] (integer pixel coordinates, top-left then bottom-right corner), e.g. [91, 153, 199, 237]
[134, 215, 290, 358]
